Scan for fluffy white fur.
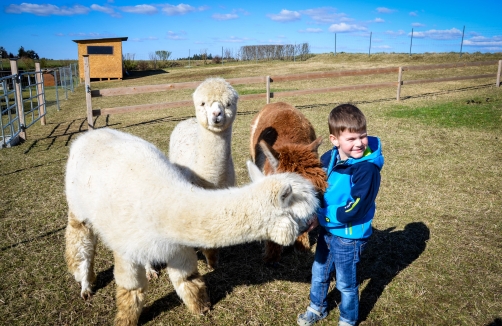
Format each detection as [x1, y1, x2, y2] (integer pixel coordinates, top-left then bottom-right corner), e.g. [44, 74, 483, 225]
[64, 128, 318, 325]
[169, 77, 238, 189]
[167, 77, 238, 269]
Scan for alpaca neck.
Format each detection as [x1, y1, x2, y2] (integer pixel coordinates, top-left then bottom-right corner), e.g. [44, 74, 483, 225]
[159, 185, 268, 248]
[193, 125, 234, 187]
[196, 125, 232, 162]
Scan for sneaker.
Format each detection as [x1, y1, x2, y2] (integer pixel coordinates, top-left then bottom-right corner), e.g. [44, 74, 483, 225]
[338, 321, 353, 326]
[297, 307, 324, 326]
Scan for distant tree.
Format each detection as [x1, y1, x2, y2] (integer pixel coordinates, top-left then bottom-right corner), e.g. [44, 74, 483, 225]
[155, 50, 171, 61]
[17, 46, 39, 60]
[0, 46, 8, 59]
[18, 46, 26, 58]
[149, 52, 158, 69]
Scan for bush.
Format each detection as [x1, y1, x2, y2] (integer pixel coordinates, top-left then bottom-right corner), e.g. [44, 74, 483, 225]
[212, 56, 222, 64]
[136, 60, 149, 71]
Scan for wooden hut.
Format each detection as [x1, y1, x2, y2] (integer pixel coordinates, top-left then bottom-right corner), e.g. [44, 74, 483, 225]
[73, 37, 128, 82]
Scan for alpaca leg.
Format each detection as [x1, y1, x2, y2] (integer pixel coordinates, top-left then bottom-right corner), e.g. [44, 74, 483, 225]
[145, 262, 159, 280]
[113, 254, 148, 326]
[167, 246, 210, 314]
[202, 248, 219, 270]
[65, 211, 97, 300]
[264, 240, 283, 264]
[294, 231, 311, 252]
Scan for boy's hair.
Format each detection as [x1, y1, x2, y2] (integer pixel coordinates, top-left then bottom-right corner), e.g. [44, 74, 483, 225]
[328, 104, 367, 137]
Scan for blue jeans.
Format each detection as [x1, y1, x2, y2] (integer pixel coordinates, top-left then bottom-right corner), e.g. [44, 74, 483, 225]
[308, 228, 367, 326]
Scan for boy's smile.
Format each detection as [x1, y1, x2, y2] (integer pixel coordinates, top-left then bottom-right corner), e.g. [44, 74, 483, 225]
[329, 130, 368, 161]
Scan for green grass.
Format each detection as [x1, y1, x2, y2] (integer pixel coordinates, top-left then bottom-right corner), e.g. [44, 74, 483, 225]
[0, 52, 501, 326]
[387, 97, 502, 130]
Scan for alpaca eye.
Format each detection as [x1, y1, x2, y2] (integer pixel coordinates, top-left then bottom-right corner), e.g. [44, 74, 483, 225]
[227, 102, 231, 107]
[201, 102, 205, 106]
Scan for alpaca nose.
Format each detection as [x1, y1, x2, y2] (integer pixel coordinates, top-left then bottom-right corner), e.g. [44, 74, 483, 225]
[211, 102, 223, 123]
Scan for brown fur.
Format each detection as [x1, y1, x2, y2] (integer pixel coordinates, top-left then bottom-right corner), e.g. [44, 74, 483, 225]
[171, 272, 211, 314]
[115, 287, 146, 326]
[250, 102, 328, 263]
[64, 212, 97, 299]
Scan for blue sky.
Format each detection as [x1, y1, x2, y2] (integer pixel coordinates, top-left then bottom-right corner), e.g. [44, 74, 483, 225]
[1, 0, 501, 60]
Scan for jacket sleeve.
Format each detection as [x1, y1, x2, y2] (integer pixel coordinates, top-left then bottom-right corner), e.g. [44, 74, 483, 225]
[334, 162, 381, 224]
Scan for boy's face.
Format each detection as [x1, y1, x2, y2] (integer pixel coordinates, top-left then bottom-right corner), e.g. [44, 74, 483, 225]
[329, 130, 368, 161]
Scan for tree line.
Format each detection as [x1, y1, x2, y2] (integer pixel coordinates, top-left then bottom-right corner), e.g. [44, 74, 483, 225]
[0, 46, 40, 60]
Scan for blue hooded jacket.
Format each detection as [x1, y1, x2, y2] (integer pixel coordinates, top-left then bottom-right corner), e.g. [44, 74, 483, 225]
[317, 136, 384, 239]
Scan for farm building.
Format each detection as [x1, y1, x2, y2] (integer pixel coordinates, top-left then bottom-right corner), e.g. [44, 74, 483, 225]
[73, 37, 128, 82]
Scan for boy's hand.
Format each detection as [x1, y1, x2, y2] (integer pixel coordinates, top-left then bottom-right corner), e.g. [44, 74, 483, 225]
[305, 215, 319, 233]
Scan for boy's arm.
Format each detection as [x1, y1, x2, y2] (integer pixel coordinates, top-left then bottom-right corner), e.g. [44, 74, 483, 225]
[335, 162, 381, 224]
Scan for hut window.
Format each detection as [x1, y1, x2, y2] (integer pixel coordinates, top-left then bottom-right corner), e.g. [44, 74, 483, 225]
[87, 46, 114, 55]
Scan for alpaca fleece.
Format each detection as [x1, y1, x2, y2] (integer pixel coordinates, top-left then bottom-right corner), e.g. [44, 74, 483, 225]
[65, 128, 318, 325]
[250, 101, 328, 263]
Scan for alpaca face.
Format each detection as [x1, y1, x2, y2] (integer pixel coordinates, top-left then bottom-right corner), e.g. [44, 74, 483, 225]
[193, 78, 238, 133]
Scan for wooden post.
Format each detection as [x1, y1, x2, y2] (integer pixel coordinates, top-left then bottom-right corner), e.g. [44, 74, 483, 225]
[10, 58, 26, 141]
[497, 60, 502, 87]
[83, 55, 94, 130]
[396, 67, 403, 101]
[35, 62, 46, 125]
[266, 76, 270, 104]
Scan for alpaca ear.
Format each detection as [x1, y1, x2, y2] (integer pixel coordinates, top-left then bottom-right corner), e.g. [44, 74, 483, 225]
[308, 136, 323, 153]
[259, 140, 279, 173]
[247, 160, 264, 182]
[278, 183, 293, 207]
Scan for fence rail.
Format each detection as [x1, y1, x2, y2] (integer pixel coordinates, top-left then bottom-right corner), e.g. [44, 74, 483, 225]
[0, 59, 79, 148]
[84, 56, 502, 129]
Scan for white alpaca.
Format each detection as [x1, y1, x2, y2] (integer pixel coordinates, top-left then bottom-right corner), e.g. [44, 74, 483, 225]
[167, 77, 238, 269]
[64, 128, 318, 325]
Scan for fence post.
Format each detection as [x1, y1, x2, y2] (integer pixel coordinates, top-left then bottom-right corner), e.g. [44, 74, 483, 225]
[35, 62, 46, 125]
[10, 58, 26, 141]
[54, 69, 60, 111]
[83, 55, 94, 130]
[266, 76, 270, 104]
[396, 67, 403, 101]
[497, 60, 502, 87]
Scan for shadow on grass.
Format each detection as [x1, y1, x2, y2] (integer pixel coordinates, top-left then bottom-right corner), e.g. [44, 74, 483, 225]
[356, 222, 430, 322]
[138, 222, 428, 323]
[486, 318, 502, 326]
[124, 69, 169, 80]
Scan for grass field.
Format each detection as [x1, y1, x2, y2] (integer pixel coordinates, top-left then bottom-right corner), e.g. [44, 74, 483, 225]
[0, 53, 501, 326]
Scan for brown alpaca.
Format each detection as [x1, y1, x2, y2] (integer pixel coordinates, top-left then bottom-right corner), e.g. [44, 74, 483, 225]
[250, 102, 328, 264]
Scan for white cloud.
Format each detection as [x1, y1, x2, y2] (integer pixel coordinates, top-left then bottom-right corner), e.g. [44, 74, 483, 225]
[162, 4, 197, 15]
[328, 23, 367, 33]
[411, 22, 426, 27]
[372, 45, 392, 49]
[167, 31, 187, 40]
[299, 28, 323, 33]
[386, 30, 406, 36]
[130, 36, 159, 42]
[373, 18, 385, 23]
[411, 28, 463, 40]
[376, 7, 396, 14]
[409, 11, 418, 16]
[299, 7, 347, 24]
[91, 4, 120, 17]
[5, 3, 90, 16]
[212, 13, 238, 21]
[267, 9, 301, 22]
[120, 5, 157, 14]
[463, 35, 502, 47]
[219, 36, 250, 43]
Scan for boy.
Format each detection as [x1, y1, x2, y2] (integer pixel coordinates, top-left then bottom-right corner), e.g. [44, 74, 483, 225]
[298, 104, 384, 326]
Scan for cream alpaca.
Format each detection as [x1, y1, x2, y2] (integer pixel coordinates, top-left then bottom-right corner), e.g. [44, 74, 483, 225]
[168, 77, 238, 269]
[64, 128, 318, 325]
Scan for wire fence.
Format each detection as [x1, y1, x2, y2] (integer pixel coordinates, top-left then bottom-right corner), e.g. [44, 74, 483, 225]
[0, 61, 79, 148]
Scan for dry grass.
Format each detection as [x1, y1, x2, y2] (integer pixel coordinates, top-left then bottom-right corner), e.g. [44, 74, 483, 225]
[0, 53, 501, 326]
